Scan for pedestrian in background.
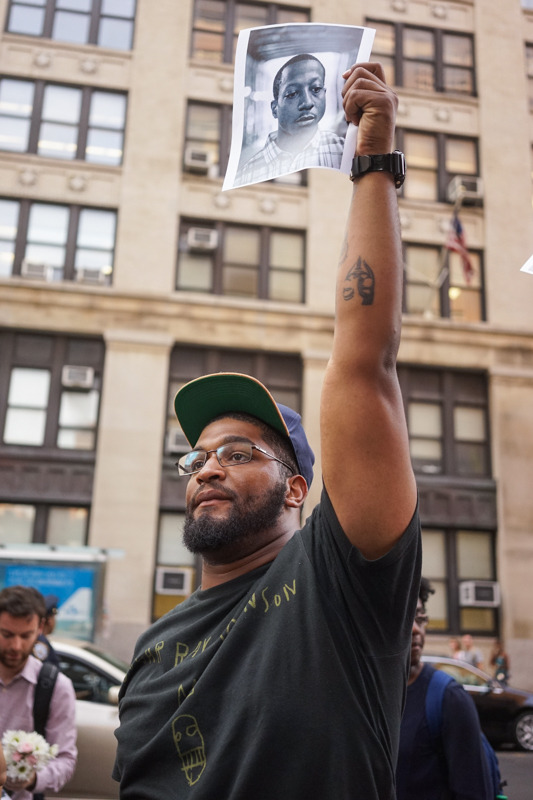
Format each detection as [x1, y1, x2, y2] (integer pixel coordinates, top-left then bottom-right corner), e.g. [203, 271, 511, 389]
[490, 639, 510, 684]
[458, 633, 485, 671]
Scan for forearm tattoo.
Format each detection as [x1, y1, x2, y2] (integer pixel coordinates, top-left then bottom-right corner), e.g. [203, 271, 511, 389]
[342, 256, 375, 306]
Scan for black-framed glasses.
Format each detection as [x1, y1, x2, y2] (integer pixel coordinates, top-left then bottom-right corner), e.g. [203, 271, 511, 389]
[414, 613, 429, 628]
[176, 441, 295, 477]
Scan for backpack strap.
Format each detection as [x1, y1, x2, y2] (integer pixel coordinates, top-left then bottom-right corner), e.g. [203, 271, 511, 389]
[425, 668, 454, 741]
[32, 662, 59, 800]
[33, 661, 59, 737]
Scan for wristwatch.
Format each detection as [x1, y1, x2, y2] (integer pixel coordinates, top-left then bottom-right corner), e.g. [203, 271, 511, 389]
[350, 150, 406, 188]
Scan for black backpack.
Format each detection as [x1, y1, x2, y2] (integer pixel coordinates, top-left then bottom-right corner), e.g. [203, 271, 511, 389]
[32, 661, 59, 800]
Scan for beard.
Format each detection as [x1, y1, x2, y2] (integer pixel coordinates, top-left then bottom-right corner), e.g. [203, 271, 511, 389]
[183, 479, 287, 555]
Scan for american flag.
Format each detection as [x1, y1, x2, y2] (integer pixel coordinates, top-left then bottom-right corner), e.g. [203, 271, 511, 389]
[445, 212, 475, 284]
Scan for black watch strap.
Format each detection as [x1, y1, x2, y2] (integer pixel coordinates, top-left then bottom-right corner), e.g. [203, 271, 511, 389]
[350, 150, 406, 188]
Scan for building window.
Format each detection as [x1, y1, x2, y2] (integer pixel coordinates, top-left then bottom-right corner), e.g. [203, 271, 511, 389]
[191, 0, 310, 63]
[183, 101, 232, 179]
[5, 0, 136, 50]
[153, 512, 197, 619]
[397, 129, 479, 204]
[0, 502, 88, 545]
[423, 527, 497, 635]
[398, 366, 490, 478]
[0, 77, 127, 165]
[369, 19, 475, 96]
[177, 219, 305, 302]
[0, 197, 116, 283]
[403, 243, 484, 321]
[0, 331, 104, 452]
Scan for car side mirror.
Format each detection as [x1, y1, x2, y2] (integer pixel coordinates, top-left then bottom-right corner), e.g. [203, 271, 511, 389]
[108, 685, 120, 705]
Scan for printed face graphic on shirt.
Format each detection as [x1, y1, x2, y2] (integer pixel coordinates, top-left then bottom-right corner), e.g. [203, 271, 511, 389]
[172, 714, 206, 786]
[271, 57, 327, 152]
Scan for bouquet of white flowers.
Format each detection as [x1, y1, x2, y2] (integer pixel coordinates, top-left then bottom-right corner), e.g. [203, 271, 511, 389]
[1, 730, 58, 782]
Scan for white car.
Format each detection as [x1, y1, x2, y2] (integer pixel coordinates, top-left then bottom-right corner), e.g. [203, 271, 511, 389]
[48, 639, 128, 800]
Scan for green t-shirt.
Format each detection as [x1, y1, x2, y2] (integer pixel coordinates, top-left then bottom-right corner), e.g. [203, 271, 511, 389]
[114, 489, 421, 799]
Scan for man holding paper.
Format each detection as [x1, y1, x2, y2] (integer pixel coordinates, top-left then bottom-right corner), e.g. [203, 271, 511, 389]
[114, 62, 419, 800]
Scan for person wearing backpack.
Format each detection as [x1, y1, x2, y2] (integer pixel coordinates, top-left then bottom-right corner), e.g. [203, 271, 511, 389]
[396, 577, 504, 800]
[0, 586, 77, 800]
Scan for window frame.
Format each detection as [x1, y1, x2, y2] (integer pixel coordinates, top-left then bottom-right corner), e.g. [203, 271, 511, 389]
[396, 128, 481, 204]
[0, 501, 89, 545]
[176, 218, 306, 303]
[397, 365, 491, 479]
[423, 526, 498, 636]
[368, 18, 476, 97]
[0, 330, 105, 456]
[0, 76, 127, 165]
[190, 0, 311, 64]
[5, 0, 137, 50]
[402, 241, 485, 321]
[1, 197, 117, 283]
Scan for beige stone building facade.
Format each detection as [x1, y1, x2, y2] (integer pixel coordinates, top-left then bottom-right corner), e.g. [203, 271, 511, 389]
[0, 0, 532, 685]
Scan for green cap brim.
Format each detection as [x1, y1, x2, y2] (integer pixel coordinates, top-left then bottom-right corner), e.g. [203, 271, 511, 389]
[174, 373, 290, 447]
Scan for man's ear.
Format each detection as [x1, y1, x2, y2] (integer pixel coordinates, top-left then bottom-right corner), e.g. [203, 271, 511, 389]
[271, 99, 278, 119]
[284, 474, 308, 509]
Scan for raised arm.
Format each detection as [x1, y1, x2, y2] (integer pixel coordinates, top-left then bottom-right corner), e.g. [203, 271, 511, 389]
[321, 63, 417, 558]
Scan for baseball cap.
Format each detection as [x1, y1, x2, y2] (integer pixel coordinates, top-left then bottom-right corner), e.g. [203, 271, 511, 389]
[174, 373, 315, 488]
[44, 594, 59, 616]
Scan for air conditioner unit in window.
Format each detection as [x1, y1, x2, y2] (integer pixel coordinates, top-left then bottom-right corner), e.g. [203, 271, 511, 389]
[155, 566, 194, 596]
[187, 227, 218, 252]
[61, 365, 95, 390]
[76, 267, 107, 285]
[184, 144, 213, 174]
[447, 175, 484, 205]
[21, 260, 52, 281]
[166, 429, 189, 455]
[459, 580, 500, 607]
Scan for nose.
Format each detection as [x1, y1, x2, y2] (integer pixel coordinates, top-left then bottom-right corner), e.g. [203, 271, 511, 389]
[298, 88, 314, 109]
[195, 450, 225, 482]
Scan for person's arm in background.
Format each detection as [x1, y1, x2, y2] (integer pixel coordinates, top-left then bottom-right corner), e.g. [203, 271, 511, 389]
[321, 62, 417, 558]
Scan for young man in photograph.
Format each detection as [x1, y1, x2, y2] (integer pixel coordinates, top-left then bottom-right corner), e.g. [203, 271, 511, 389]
[236, 53, 345, 185]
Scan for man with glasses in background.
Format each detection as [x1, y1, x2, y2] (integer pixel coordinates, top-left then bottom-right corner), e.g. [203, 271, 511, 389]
[114, 62, 420, 799]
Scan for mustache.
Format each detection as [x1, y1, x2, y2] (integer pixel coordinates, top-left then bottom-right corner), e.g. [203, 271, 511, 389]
[189, 482, 237, 511]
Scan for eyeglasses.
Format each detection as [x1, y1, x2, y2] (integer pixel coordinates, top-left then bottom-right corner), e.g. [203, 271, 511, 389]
[414, 613, 429, 628]
[176, 441, 295, 477]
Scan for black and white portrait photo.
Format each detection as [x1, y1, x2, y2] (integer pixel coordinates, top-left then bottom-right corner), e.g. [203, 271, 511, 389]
[223, 23, 375, 190]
